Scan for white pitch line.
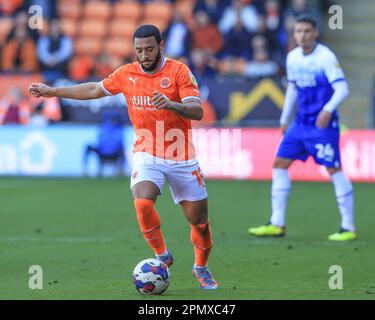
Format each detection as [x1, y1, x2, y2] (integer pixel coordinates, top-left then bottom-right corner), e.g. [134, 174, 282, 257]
[0, 236, 117, 243]
[0, 236, 369, 246]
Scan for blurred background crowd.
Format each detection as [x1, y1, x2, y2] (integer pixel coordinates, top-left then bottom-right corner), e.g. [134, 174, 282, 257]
[2, 0, 371, 129]
[0, 0, 334, 80]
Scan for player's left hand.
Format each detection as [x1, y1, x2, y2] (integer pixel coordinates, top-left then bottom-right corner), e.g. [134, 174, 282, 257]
[316, 110, 332, 129]
[152, 91, 174, 110]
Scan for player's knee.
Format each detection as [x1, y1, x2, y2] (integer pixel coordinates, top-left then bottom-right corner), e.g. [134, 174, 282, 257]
[132, 181, 159, 201]
[188, 213, 208, 226]
[327, 167, 341, 176]
[273, 158, 289, 169]
[190, 222, 210, 235]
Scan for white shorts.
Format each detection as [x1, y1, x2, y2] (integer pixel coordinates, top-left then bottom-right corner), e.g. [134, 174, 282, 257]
[130, 152, 208, 204]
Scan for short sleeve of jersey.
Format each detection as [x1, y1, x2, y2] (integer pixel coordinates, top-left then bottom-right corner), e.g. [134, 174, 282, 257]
[177, 65, 201, 103]
[100, 66, 126, 96]
[286, 53, 295, 84]
[322, 51, 345, 85]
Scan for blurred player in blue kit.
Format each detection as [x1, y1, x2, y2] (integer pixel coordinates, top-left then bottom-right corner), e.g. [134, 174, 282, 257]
[249, 15, 356, 241]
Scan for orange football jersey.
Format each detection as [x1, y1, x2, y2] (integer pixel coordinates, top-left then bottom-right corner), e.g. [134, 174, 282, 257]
[101, 56, 200, 161]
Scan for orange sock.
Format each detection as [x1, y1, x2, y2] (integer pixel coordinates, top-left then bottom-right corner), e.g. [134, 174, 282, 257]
[134, 199, 166, 256]
[190, 222, 212, 267]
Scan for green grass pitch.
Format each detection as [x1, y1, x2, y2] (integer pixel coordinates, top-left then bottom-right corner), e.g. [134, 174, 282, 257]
[1, 177, 374, 300]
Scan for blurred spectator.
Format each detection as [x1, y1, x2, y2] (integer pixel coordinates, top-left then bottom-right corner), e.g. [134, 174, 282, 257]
[0, 85, 61, 125]
[251, 34, 268, 52]
[37, 19, 73, 82]
[260, 0, 284, 54]
[284, 0, 321, 30]
[222, 15, 252, 59]
[1, 22, 39, 73]
[189, 49, 217, 79]
[279, 14, 298, 52]
[265, 0, 282, 30]
[218, 32, 278, 78]
[0, 0, 24, 16]
[242, 48, 279, 78]
[0, 86, 30, 124]
[83, 111, 125, 177]
[259, 0, 287, 64]
[37, 20, 73, 82]
[193, 0, 228, 24]
[218, 0, 259, 34]
[5, 11, 39, 42]
[163, 10, 191, 59]
[192, 11, 224, 55]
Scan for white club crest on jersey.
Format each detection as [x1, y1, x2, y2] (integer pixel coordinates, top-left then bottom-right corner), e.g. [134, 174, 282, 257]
[160, 77, 170, 89]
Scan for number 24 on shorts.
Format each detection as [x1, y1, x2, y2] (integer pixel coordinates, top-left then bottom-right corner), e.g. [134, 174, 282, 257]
[315, 143, 335, 162]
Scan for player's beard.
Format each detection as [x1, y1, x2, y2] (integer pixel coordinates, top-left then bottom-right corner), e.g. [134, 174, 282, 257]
[139, 49, 162, 72]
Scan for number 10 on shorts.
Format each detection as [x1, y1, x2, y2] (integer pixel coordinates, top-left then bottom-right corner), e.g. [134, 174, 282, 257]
[192, 167, 205, 187]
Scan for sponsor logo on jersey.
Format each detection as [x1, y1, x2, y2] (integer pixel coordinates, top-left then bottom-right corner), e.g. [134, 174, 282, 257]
[131, 96, 153, 108]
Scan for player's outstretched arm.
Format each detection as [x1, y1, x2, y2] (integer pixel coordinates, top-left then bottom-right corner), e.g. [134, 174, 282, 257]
[28, 82, 107, 100]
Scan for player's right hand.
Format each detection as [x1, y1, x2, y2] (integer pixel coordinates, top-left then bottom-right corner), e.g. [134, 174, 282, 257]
[280, 124, 289, 134]
[28, 83, 55, 98]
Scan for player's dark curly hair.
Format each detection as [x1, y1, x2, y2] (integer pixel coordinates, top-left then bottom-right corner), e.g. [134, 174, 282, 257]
[133, 25, 162, 44]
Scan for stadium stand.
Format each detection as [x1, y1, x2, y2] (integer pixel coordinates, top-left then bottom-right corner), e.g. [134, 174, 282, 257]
[1, 0, 296, 78]
[324, 0, 375, 128]
[4, 0, 368, 128]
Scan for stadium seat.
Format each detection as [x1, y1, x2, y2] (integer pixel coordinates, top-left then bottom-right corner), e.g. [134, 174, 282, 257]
[57, 0, 81, 7]
[105, 38, 134, 58]
[58, 0, 80, 3]
[109, 19, 137, 40]
[83, 0, 112, 20]
[75, 37, 103, 56]
[140, 18, 169, 33]
[60, 19, 77, 38]
[79, 19, 108, 38]
[57, 1, 81, 19]
[113, 1, 142, 22]
[144, 1, 173, 21]
[0, 17, 14, 43]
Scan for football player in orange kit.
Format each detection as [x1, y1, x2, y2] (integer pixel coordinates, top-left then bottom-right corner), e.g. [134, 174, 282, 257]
[29, 25, 218, 290]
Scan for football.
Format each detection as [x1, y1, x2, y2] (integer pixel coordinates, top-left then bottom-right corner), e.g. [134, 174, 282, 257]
[132, 258, 170, 295]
